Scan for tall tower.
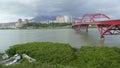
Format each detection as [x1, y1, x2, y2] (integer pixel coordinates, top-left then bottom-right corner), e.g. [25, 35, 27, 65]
[56, 16, 65, 23]
[15, 18, 28, 28]
[23, 19, 29, 24]
[64, 16, 68, 23]
[15, 19, 23, 28]
[18, 19, 22, 23]
[68, 16, 73, 23]
[64, 16, 73, 23]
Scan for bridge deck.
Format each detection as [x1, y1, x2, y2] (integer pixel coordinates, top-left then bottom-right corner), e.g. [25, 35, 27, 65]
[72, 20, 120, 27]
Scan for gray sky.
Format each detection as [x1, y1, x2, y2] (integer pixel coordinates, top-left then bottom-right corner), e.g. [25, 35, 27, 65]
[0, 0, 120, 23]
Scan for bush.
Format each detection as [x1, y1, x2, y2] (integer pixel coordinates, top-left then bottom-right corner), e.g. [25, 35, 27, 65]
[0, 62, 75, 68]
[71, 46, 120, 68]
[5, 43, 120, 68]
[6, 42, 75, 65]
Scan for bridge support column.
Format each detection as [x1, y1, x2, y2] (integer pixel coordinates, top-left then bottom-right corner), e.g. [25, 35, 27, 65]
[96, 24, 104, 38]
[100, 35, 104, 38]
[96, 24, 120, 38]
[86, 25, 89, 32]
[78, 25, 81, 31]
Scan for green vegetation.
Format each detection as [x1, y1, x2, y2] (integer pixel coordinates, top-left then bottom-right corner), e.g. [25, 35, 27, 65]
[71, 46, 120, 68]
[21, 23, 72, 29]
[89, 24, 96, 28]
[0, 62, 75, 68]
[6, 42, 75, 65]
[0, 42, 120, 68]
[0, 53, 2, 60]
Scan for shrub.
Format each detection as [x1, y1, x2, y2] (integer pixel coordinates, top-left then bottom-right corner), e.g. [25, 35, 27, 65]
[5, 43, 120, 68]
[6, 42, 75, 65]
[0, 62, 75, 68]
[71, 46, 120, 68]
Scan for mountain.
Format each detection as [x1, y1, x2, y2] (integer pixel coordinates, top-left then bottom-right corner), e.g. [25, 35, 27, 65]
[31, 16, 56, 22]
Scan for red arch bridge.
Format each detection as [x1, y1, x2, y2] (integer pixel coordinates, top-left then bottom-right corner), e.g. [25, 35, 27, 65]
[72, 13, 120, 38]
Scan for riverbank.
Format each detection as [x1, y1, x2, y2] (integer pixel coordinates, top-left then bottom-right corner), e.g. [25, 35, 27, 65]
[0, 42, 120, 68]
[0, 24, 97, 30]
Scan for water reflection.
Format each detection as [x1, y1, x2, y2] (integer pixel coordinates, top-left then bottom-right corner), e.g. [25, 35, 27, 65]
[74, 29, 105, 46]
[74, 28, 120, 47]
[100, 39, 104, 46]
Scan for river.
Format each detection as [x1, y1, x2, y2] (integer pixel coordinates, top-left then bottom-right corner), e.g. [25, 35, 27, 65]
[0, 29, 120, 51]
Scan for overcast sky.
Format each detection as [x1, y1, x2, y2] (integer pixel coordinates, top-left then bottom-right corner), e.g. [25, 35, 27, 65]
[0, 0, 120, 23]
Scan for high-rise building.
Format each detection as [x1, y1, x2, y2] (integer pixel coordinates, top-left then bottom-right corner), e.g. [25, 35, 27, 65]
[56, 16, 65, 23]
[64, 16, 68, 22]
[56, 16, 73, 23]
[67, 16, 73, 23]
[15, 18, 22, 28]
[23, 19, 29, 24]
[18, 19, 22, 23]
[15, 19, 28, 28]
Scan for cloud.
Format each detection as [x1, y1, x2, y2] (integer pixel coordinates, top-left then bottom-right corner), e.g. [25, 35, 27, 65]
[0, 0, 120, 23]
[81, 0, 120, 19]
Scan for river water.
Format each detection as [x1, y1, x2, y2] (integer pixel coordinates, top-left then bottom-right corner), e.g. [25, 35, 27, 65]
[0, 29, 120, 51]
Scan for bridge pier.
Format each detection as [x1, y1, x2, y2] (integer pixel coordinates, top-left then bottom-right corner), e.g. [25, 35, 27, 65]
[100, 35, 104, 39]
[77, 25, 81, 31]
[86, 25, 89, 32]
[96, 24, 120, 38]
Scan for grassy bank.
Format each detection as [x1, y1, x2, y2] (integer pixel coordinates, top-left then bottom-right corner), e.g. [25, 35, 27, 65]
[0, 42, 120, 68]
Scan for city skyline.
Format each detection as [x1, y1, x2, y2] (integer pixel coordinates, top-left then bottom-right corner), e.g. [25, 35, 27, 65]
[0, 0, 120, 23]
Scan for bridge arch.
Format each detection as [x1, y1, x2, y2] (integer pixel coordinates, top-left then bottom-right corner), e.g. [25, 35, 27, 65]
[81, 13, 110, 22]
